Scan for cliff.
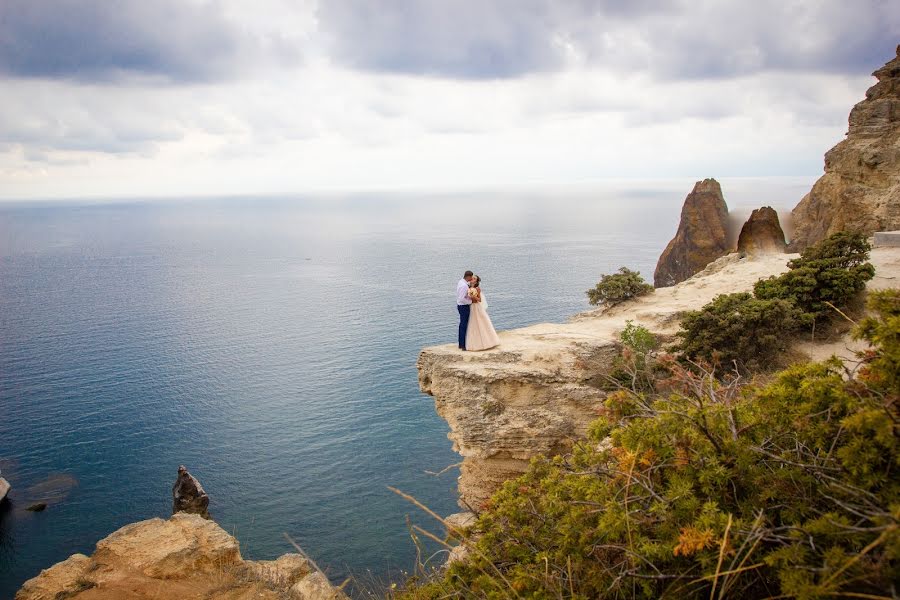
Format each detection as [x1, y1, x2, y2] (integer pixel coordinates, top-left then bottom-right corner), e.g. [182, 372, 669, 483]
[790, 46, 900, 250]
[418, 247, 900, 509]
[653, 178, 731, 287]
[16, 513, 346, 600]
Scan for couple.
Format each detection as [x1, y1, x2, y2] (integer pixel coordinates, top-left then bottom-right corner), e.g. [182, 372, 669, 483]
[456, 270, 501, 352]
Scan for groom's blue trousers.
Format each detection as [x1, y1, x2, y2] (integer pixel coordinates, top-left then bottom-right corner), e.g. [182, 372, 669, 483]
[457, 304, 471, 349]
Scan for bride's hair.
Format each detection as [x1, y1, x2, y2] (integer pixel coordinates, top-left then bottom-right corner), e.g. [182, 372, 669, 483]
[473, 275, 481, 288]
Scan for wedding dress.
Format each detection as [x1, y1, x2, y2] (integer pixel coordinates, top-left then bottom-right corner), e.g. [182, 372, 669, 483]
[466, 293, 501, 351]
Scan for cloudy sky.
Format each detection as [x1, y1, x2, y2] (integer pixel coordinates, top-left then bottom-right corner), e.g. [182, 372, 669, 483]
[0, 0, 898, 198]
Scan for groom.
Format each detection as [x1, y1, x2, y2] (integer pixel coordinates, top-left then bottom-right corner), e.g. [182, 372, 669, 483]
[456, 270, 474, 350]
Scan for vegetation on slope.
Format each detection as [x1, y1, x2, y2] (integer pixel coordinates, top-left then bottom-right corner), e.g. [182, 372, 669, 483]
[399, 289, 899, 599]
[676, 232, 875, 372]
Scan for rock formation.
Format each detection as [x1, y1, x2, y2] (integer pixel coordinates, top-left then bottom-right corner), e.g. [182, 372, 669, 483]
[16, 512, 347, 600]
[790, 46, 900, 250]
[736, 207, 787, 255]
[173, 465, 210, 519]
[419, 248, 900, 509]
[654, 178, 731, 287]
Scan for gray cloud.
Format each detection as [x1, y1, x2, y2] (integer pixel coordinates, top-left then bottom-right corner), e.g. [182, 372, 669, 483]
[0, 0, 258, 82]
[628, 1, 900, 80]
[315, 0, 668, 79]
[0, 81, 190, 159]
[316, 0, 900, 80]
[317, 0, 563, 79]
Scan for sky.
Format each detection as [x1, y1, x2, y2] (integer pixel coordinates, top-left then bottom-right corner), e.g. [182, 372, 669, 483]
[0, 0, 898, 199]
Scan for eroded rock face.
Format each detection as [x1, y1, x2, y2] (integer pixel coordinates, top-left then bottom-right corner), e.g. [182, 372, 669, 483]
[736, 207, 787, 255]
[419, 247, 900, 514]
[173, 465, 210, 519]
[790, 46, 900, 250]
[16, 513, 347, 600]
[418, 344, 614, 510]
[654, 178, 730, 287]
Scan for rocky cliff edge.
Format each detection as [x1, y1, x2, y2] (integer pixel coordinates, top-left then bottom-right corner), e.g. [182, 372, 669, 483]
[16, 513, 347, 600]
[418, 247, 900, 510]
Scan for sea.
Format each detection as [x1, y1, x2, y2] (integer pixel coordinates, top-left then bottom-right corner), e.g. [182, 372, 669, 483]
[0, 178, 813, 597]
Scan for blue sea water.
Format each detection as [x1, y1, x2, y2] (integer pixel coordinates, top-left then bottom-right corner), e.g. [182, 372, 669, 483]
[0, 180, 811, 597]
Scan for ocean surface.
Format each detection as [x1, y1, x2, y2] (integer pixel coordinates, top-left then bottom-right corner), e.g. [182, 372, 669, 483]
[0, 179, 812, 597]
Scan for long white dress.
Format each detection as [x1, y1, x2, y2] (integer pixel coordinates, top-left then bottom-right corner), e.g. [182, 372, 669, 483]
[466, 291, 501, 351]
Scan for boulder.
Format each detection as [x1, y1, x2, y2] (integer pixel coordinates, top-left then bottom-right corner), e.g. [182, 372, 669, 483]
[172, 465, 210, 519]
[445, 511, 477, 533]
[15, 554, 93, 600]
[654, 178, 730, 287]
[247, 554, 311, 589]
[789, 45, 900, 250]
[92, 513, 241, 579]
[291, 571, 345, 600]
[736, 207, 787, 255]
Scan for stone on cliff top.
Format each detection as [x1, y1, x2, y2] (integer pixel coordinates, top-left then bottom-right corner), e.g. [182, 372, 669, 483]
[445, 511, 477, 533]
[736, 207, 787, 255]
[789, 45, 900, 250]
[292, 571, 345, 600]
[173, 465, 210, 519]
[247, 554, 311, 589]
[654, 178, 730, 287]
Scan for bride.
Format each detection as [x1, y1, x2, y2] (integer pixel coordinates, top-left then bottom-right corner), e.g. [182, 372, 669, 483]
[466, 275, 501, 351]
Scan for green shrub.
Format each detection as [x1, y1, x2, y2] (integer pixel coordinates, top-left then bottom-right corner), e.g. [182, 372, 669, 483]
[586, 267, 654, 306]
[398, 291, 900, 599]
[674, 292, 801, 370]
[754, 231, 875, 323]
[605, 321, 660, 392]
[854, 288, 900, 395]
[620, 320, 657, 356]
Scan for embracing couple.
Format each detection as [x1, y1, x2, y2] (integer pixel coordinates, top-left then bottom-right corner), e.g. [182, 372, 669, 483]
[456, 270, 501, 352]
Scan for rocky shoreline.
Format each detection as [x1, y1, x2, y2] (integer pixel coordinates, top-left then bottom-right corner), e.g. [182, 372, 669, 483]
[16, 513, 346, 600]
[15, 468, 347, 600]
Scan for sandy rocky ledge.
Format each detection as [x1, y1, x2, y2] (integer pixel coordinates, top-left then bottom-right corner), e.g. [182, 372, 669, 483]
[418, 246, 900, 510]
[16, 512, 347, 600]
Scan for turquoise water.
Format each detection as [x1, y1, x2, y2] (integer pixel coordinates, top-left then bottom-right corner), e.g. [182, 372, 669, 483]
[0, 182, 809, 597]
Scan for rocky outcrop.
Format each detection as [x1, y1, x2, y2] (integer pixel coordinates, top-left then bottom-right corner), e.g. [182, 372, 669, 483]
[419, 248, 900, 510]
[419, 341, 611, 510]
[420, 252, 794, 509]
[16, 512, 347, 600]
[736, 207, 787, 255]
[173, 465, 210, 519]
[790, 46, 900, 250]
[654, 178, 731, 287]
